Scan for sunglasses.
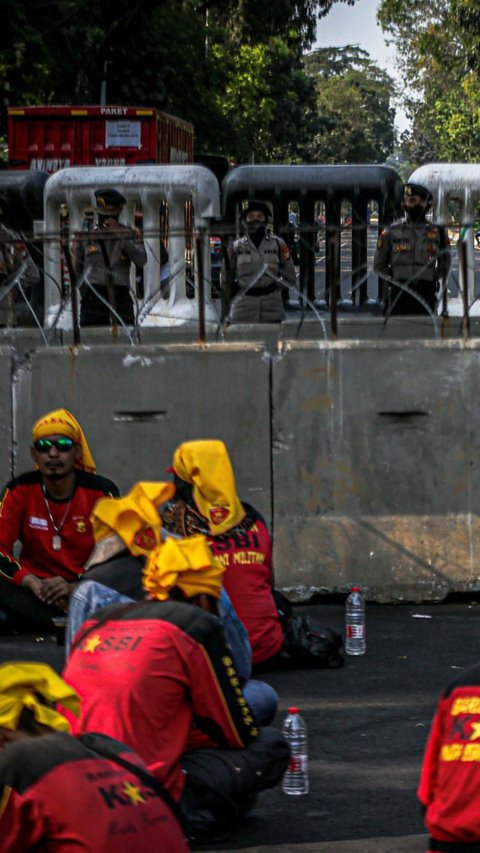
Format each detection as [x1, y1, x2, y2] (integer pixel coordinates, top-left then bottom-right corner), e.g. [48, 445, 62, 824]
[33, 438, 76, 453]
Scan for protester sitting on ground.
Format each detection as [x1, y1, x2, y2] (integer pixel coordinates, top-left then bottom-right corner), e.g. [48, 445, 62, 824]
[162, 440, 344, 671]
[161, 439, 287, 665]
[67, 481, 277, 726]
[418, 660, 480, 850]
[0, 662, 188, 851]
[63, 534, 289, 842]
[0, 409, 119, 632]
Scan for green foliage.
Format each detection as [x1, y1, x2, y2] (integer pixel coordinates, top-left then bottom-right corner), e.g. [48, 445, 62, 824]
[0, 0, 359, 162]
[377, 0, 480, 164]
[304, 46, 396, 164]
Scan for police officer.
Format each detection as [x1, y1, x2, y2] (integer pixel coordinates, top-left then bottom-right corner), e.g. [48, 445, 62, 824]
[221, 200, 297, 323]
[76, 189, 147, 326]
[374, 182, 451, 316]
[0, 194, 40, 326]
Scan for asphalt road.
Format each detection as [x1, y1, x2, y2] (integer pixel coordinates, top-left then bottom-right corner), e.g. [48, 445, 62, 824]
[3, 596, 480, 851]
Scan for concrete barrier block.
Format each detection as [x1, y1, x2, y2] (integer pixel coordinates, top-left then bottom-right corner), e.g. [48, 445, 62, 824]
[272, 340, 480, 601]
[13, 343, 272, 522]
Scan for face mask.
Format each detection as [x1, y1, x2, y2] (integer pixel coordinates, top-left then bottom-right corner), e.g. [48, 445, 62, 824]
[246, 222, 266, 246]
[405, 204, 427, 223]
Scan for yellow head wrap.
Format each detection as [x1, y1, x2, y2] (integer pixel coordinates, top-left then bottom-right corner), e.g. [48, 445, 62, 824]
[143, 534, 225, 601]
[91, 481, 175, 556]
[172, 440, 245, 535]
[0, 662, 80, 733]
[32, 409, 96, 474]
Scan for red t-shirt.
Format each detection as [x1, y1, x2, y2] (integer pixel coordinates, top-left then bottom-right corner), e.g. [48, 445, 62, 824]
[0, 470, 119, 585]
[63, 599, 258, 800]
[0, 731, 188, 852]
[418, 664, 480, 843]
[207, 508, 284, 664]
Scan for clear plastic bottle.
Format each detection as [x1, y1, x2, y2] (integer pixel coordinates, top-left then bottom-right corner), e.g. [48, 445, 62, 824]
[345, 586, 366, 655]
[282, 707, 309, 795]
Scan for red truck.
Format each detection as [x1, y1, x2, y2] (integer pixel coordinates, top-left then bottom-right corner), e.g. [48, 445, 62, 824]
[7, 105, 194, 172]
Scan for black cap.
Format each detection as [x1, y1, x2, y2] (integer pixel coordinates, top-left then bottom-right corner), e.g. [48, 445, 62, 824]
[240, 200, 271, 220]
[94, 188, 126, 213]
[404, 183, 433, 203]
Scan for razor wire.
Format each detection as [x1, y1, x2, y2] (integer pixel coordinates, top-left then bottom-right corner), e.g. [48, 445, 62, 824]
[0, 219, 478, 345]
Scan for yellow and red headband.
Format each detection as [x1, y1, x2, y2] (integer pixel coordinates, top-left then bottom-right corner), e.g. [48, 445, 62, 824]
[143, 535, 225, 601]
[32, 409, 96, 473]
[90, 482, 225, 600]
[0, 662, 80, 733]
[91, 481, 175, 556]
[172, 440, 245, 535]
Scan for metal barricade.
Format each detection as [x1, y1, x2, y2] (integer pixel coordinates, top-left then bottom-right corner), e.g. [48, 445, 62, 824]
[41, 164, 221, 330]
[221, 164, 403, 310]
[408, 163, 480, 319]
[0, 171, 48, 325]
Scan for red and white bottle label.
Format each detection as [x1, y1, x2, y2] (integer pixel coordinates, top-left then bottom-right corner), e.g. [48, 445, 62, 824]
[346, 625, 364, 639]
[287, 754, 307, 773]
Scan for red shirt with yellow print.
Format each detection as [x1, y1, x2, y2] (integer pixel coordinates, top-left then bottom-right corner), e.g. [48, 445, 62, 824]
[0, 731, 187, 852]
[0, 470, 119, 586]
[208, 505, 285, 665]
[418, 663, 480, 844]
[63, 599, 258, 801]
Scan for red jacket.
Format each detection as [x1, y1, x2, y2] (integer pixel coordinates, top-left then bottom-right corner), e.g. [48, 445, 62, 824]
[0, 470, 119, 585]
[208, 507, 284, 664]
[161, 498, 285, 665]
[419, 662, 480, 845]
[0, 730, 188, 852]
[63, 599, 259, 800]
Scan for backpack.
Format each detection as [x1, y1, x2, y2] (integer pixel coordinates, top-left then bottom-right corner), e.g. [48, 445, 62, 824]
[283, 615, 344, 668]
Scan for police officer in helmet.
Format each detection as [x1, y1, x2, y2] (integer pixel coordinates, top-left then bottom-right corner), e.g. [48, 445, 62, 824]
[374, 182, 451, 316]
[221, 199, 296, 323]
[75, 188, 147, 327]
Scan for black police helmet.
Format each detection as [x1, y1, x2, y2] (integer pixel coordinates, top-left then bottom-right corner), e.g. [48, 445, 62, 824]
[94, 188, 126, 214]
[240, 200, 271, 220]
[404, 183, 433, 204]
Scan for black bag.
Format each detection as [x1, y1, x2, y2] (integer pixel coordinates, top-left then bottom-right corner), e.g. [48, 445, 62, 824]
[283, 615, 344, 668]
[181, 729, 290, 842]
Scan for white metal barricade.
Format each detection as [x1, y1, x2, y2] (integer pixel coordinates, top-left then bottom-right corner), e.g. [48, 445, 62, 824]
[40, 165, 221, 327]
[409, 164, 480, 312]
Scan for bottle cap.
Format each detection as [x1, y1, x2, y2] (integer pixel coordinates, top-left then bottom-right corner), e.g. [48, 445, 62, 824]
[288, 706, 300, 714]
[351, 586, 361, 592]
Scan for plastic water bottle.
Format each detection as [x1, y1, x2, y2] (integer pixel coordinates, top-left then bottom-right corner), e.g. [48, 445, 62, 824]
[282, 707, 309, 795]
[345, 586, 366, 655]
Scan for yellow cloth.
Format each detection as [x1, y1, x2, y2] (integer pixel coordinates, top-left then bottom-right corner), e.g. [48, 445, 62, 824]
[0, 662, 80, 733]
[143, 535, 225, 601]
[172, 440, 245, 535]
[91, 481, 175, 556]
[32, 409, 96, 474]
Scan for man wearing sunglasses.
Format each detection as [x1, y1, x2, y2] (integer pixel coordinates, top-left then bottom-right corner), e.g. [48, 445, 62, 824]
[0, 408, 119, 633]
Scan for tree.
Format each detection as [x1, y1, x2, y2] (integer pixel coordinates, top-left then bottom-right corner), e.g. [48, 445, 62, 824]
[377, 0, 480, 163]
[0, 0, 360, 160]
[304, 46, 395, 164]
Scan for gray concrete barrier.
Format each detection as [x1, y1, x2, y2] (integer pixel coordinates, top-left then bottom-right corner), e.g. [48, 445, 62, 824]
[13, 343, 272, 522]
[272, 339, 480, 601]
[6, 333, 480, 601]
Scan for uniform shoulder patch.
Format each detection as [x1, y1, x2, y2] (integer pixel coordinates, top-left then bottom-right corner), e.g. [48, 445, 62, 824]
[280, 242, 290, 261]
